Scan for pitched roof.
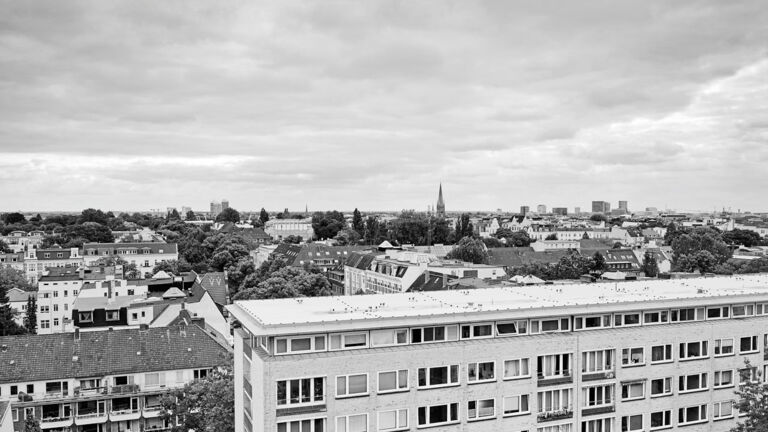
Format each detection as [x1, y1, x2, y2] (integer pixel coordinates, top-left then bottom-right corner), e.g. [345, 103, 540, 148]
[407, 271, 459, 292]
[0, 325, 228, 384]
[197, 272, 228, 306]
[82, 242, 178, 255]
[0, 401, 8, 425]
[6, 288, 33, 303]
[344, 252, 376, 271]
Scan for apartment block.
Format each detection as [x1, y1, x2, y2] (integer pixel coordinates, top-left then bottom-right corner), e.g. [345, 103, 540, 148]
[0, 324, 229, 432]
[228, 274, 768, 432]
[82, 242, 179, 279]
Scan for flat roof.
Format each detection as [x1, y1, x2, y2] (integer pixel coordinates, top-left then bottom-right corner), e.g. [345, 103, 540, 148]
[228, 274, 768, 334]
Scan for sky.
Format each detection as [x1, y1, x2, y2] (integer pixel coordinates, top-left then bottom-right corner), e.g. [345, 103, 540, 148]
[0, 1, 767, 213]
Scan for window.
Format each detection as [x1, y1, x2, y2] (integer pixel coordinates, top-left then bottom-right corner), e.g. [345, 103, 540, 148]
[650, 377, 672, 397]
[651, 345, 672, 363]
[715, 338, 734, 356]
[26, 384, 34, 394]
[468, 361, 495, 383]
[678, 404, 707, 425]
[12, 409, 18, 422]
[460, 323, 493, 339]
[336, 374, 368, 398]
[79, 312, 93, 323]
[145, 372, 165, 387]
[582, 349, 614, 374]
[537, 353, 572, 378]
[496, 320, 528, 336]
[530, 317, 570, 333]
[132, 313, 138, 320]
[621, 347, 644, 366]
[503, 394, 530, 416]
[679, 373, 708, 393]
[583, 384, 614, 407]
[614, 312, 640, 327]
[621, 415, 642, 431]
[53, 318, 59, 326]
[581, 418, 613, 432]
[714, 370, 733, 388]
[706, 306, 729, 319]
[739, 366, 758, 385]
[467, 399, 495, 421]
[740, 336, 758, 353]
[378, 370, 408, 393]
[670, 308, 697, 322]
[574, 314, 612, 330]
[504, 358, 530, 379]
[713, 401, 734, 420]
[679, 341, 708, 360]
[621, 381, 644, 401]
[378, 409, 408, 431]
[650, 410, 671, 430]
[41, 320, 50, 329]
[336, 414, 368, 432]
[277, 418, 327, 432]
[417, 403, 458, 427]
[417, 365, 459, 388]
[275, 335, 326, 355]
[410, 325, 458, 344]
[537, 388, 572, 414]
[276, 377, 324, 406]
[732, 304, 754, 317]
[330, 332, 368, 350]
[643, 310, 668, 324]
[370, 329, 408, 347]
[10, 385, 17, 395]
[106, 310, 119, 321]
[40, 305, 49, 313]
[539, 426, 573, 432]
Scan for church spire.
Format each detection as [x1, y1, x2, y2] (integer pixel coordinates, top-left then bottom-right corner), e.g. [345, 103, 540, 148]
[436, 183, 445, 217]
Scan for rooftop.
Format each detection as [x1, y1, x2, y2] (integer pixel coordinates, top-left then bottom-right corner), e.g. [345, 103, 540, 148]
[229, 274, 768, 332]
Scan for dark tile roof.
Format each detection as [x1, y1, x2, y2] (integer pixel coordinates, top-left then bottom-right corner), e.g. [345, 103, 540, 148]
[274, 244, 373, 267]
[0, 325, 228, 384]
[345, 252, 376, 271]
[35, 248, 77, 260]
[82, 242, 178, 255]
[407, 271, 459, 292]
[197, 272, 228, 306]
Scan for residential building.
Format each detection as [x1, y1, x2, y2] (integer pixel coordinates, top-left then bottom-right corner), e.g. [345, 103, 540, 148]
[82, 242, 179, 279]
[229, 274, 768, 432]
[263, 219, 315, 242]
[0, 401, 11, 432]
[23, 247, 84, 284]
[0, 324, 229, 432]
[618, 201, 629, 214]
[476, 218, 500, 238]
[552, 208, 568, 216]
[530, 240, 580, 252]
[6, 288, 32, 328]
[537, 205, 547, 214]
[0, 253, 25, 274]
[520, 206, 530, 215]
[211, 200, 223, 218]
[0, 231, 44, 254]
[271, 244, 370, 273]
[592, 201, 611, 214]
[574, 207, 581, 215]
[603, 249, 643, 275]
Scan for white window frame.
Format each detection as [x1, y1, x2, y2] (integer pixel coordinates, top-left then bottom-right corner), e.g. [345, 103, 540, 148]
[416, 402, 459, 428]
[502, 394, 530, 417]
[467, 361, 495, 384]
[276, 376, 326, 407]
[330, 332, 369, 351]
[495, 320, 528, 336]
[536, 388, 572, 415]
[377, 408, 408, 432]
[621, 347, 644, 366]
[537, 353, 572, 379]
[377, 370, 408, 394]
[650, 344, 672, 364]
[650, 410, 671, 431]
[275, 335, 327, 355]
[460, 322, 493, 340]
[621, 414, 643, 431]
[650, 377, 672, 398]
[530, 317, 570, 334]
[503, 358, 531, 380]
[621, 381, 645, 401]
[643, 310, 669, 325]
[582, 384, 614, 408]
[467, 398, 495, 421]
[678, 372, 708, 393]
[582, 418, 614, 432]
[732, 304, 755, 317]
[679, 340, 708, 361]
[581, 349, 614, 374]
[336, 413, 369, 432]
[573, 314, 612, 331]
[417, 365, 459, 389]
[613, 312, 641, 327]
[714, 370, 734, 388]
[706, 306, 729, 320]
[739, 335, 758, 354]
[410, 325, 458, 344]
[336, 373, 369, 398]
[678, 404, 707, 426]
[714, 338, 734, 356]
[670, 308, 697, 322]
[713, 400, 734, 420]
[370, 328, 408, 347]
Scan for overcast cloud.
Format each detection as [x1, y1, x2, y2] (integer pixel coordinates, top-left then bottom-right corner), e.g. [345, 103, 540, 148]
[1, 0, 766, 213]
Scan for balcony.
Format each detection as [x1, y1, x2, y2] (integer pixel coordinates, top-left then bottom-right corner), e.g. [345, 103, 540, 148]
[109, 384, 141, 395]
[40, 416, 74, 430]
[582, 405, 615, 417]
[143, 405, 164, 419]
[74, 412, 108, 425]
[537, 370, 573, 387]
[537, 408, 573, 423]
[74, 386, 108, 397]
[145, 426, 171, 432]
[110, 408, 141, 422]
[581, 371, 615, 382]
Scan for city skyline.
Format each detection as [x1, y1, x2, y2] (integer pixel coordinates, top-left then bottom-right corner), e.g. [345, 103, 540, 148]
[1, 1, 767, 212]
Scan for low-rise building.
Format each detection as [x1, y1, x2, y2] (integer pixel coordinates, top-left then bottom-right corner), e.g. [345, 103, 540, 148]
[0, 324, 229, 432]
[263, 218, 314, 242]
[23, 247, 83, 284]
[82, 242, 179, 279]
[0, 231, 44, 254]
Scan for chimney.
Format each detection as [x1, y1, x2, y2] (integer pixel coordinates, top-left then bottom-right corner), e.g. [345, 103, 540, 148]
[442, 273, 447, 287]
[79, 267, 85, 280]
[74, 328, 80, 341]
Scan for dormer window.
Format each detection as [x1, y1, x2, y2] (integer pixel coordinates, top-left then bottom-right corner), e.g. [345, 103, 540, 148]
[79, 311, 93, 322]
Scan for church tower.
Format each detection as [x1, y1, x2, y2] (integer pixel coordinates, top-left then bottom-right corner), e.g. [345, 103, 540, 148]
[436, 183, 445, 218]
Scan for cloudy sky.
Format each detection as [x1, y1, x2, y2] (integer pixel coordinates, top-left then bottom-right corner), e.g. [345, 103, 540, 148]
[1, 1, 766, 213]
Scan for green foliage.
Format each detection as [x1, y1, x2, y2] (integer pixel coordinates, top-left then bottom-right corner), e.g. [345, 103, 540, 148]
[24, 295, 37, 334]
[672, 227, 731, 272]
[3, 212, 27, 225]
[312, 211, 346, 240]
[282, 235, 303, 244]
[185, 210, 196, 221]
[590, 214, 607, 222]
[455, 213, 474, 239]
[447, 237, 488, 264]
[215, 207, 241, 223]
[79, 208, 110, 225]
[152, 259, 193, 275]
[494, 229, 533, 247]
[168, 209, 181, 221]
[732, 360, 768, 431]
[511, 250, 594, 280]
[161, 358, 234, 432]
[481, 237, 503, 248]
[0, 239, 12, 253]
[259, 208, 270, 225]
[0, 266, 30, 335]
[23, 417, 42, 432]
[352, 208, 364, 237]
[334, 227, 361, 246]
[723, 229, 763, 248]
[234, 265, 332, 300]
[591, 252, 606, 272]
[714, 257, 768, 275]
[642, 251, 659, 277]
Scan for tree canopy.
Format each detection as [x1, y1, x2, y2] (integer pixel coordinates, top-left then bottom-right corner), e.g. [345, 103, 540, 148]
[312, 211, 346, 240]
[215, 207, 241, 223]
[446, 237, 488, 264]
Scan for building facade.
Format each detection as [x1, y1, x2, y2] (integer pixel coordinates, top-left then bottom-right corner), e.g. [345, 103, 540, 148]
[263, 219, 315, 242]
[591, 201, 611, 214]
[229, 275, 768, 432]
[81, 243, 178, 279]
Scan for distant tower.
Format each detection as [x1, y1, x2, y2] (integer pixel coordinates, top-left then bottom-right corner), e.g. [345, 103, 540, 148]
[436, 184, 445, 218]
[221, 199, 230, 211]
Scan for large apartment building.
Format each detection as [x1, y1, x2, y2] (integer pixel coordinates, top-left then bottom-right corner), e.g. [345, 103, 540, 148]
[0, 324, 229, 432]
[228, 274, 768, 432]
[81, 243, 178, 279]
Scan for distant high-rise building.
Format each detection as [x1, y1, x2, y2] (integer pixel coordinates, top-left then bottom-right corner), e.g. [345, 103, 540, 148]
[552, 207, 568, 216]
[618, 201, 629, 213]
[574, 207, 581, 215]
[222, 199, 230, 211]
[592, 201, 611, 213]
[520, 206, 529, 215]
[537, 204, 547, 214]
[646, 207, 658, 212]
[210, 201, 222, 217]
[436, 184, 445, 218]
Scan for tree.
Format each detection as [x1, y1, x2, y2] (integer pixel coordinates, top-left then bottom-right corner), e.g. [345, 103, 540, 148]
[455, 213, 474, 239]
[216, 207, 241, 223]
[732, 360, 768, 431]
[185, 210, 196, 221]
[334, 227, 361, 246]
[0, 239, 12, 253]
[642, 251, 660, 277]
[676, 250, 719, 273]
[723, 229, 763, 248]
[79, 208, 109, 225]
[24, 294, 37, 334]
[446, 237, 488, 264]
[590, 214, 607, 222]
[591, 252, 606, 272]
[234, 266, 332, 300]
[431, 217, 453, 245]
[168, 209, 181, 221]
[161, 357, 234, 432]
[481, 237, 503, 248]
[545, 233, 558, 240]
[0, 267, 29, 336]
[312, 211, 346, 240]
[259, 208, 270, 225]
[23, 417, 42, 432]
[152, 259, 193, 275]
[364, 216, 381, 245]
[2, 212, 26, 225]
[352, 208, 364, 237]
[672, 228, 731, 271]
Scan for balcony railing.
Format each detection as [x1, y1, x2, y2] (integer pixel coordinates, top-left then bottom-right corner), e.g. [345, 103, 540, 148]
[41, 416, 72, 423]
[145, 426, 171, 432]
[74, 386, 108, 396]
[537, 408, 574, 423]
[76, 411, 107, 419]
[109, 384, 141, 395]
[111, 408, 140, 416]
[537, 370, 574, 386]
